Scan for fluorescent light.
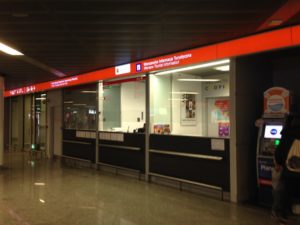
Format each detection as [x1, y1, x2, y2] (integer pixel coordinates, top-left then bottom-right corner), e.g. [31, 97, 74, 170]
[0, 42, 23, 55]
[178, 78, 220, 82]
[214, 65, 230, 71]
[41, 93, 47, 97]
[168, 98, 188, 101]
[39, 199, 45, 203]
[64, 101, 74, 104]
[34, 182, 45, 186]
[155, 59, 229, 75]
[269, 20, 283, 27]
[35, 97, 46, 100]
[171, 91, 199, 95]
[81, 91, 97, 93]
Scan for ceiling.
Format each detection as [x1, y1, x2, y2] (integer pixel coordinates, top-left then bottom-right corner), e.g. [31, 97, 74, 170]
[0, 0, 299, 90]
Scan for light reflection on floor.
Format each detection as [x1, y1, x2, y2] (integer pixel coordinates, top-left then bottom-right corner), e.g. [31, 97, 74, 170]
[0, 151, 298, 225]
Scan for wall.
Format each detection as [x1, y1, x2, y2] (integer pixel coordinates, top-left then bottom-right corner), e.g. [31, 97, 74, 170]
[231, 56, 272, 203]
[46, 89, 62, 157]
[121, 81, 146, 132]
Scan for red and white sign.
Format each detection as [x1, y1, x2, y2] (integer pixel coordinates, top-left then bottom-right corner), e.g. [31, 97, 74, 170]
[115, 63, 131, 75]
[264, 87, 290, 114]
[4, 25, 300, 97]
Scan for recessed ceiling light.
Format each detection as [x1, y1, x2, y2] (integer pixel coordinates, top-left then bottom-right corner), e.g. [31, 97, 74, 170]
[34, 182, 45, 186]
[81, 91, 97, 93]
[269, 20, 283, 27]
[214, 65, 230, 71]
[171, 91, 199, 95]
[0, 42, 23, 55]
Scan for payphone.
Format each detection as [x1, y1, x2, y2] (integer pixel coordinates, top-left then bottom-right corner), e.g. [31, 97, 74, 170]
[256, 87, 290, 205]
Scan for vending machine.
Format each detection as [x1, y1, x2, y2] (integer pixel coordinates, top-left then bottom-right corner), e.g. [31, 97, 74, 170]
[256, 87, 290, 205]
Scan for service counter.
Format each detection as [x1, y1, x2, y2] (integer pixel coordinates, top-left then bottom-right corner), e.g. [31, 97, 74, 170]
[62, 129, 96, 163]
[98, 131, 145, 172]
[149, 134, 230, 192]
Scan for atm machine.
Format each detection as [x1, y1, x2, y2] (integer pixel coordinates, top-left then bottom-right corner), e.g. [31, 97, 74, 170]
[256, 87, 290, 206]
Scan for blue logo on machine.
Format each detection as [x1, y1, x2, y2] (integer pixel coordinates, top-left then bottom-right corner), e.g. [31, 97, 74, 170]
[270, 129, 277, 135]
[136, 63, 142, 72]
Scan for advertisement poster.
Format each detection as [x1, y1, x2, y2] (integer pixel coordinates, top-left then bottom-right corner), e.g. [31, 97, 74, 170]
[218, 122, 230, 137]
[153, 124, 171, 134]
[214, 99, 230, 137]
[180, 93, 196, 126]
[263, 87, 290, 114]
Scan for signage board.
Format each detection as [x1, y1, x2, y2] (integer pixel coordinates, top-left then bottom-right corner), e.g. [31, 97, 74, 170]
[263, 87, 290, 114]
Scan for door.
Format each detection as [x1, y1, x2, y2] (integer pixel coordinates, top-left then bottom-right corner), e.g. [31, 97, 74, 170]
[34, 93, 47, 152]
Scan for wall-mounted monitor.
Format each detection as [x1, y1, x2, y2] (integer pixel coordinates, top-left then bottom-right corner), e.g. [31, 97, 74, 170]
[264, 125, 283, 139]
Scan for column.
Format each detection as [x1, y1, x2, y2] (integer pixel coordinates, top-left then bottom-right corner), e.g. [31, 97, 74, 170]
[0, 76, 4, 166]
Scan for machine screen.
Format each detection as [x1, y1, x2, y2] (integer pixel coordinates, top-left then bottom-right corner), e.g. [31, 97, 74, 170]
[264, 125, 283, 139]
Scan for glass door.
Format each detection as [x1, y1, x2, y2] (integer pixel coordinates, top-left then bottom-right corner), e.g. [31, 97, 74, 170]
[24, 95, 33, 150]
[34, 93, 47, 151]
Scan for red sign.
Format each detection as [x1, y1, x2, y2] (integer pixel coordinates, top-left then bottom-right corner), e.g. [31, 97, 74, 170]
[5, 25, 300, 97]
[264, 87, 290, 114]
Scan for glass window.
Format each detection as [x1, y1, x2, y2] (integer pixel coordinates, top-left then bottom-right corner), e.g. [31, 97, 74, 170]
[63, 84, 97, 130]
[99, 77, 146, 133]
[11, 96, 24, 149]
[24, 95, 33, 150]
[150, 60, 230, 137]
[34, 93, 47, 150]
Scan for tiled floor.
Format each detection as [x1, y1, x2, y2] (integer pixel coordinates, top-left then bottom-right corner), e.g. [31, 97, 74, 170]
[0, 151, 298, 225]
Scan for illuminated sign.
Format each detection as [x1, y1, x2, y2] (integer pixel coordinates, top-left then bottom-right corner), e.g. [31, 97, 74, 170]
[115, 63, 131, 75]
[4, 25, 300, 97]
[141, 53, 192, 71]
[264, 87, 290, 114]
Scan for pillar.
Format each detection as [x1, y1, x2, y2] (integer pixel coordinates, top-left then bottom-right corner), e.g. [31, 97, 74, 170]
[0, 76, 4, 166]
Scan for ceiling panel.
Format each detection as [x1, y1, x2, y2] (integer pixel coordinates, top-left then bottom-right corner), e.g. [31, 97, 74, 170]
[1, 0, 298, 90]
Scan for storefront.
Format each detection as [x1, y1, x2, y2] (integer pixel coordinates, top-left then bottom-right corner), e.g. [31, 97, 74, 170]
[4, 24, 300, 203]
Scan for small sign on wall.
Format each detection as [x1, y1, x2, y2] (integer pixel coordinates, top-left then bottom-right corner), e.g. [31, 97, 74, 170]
[211, 139, 225, 151]
[99, 132, 124, 142]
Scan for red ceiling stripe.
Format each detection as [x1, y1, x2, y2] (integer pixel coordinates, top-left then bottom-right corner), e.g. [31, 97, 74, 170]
[4, 25, 300, 97]
[291, 25, 300, 45]
[216, 27, 292, 58]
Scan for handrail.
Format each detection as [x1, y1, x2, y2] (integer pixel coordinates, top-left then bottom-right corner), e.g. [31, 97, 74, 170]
[61, 155, 91, 163]
[99, 144, 141, 151]
[63, 140, 91, 145]
[149, 172, 222, 191]
[149, 149, 222, 161]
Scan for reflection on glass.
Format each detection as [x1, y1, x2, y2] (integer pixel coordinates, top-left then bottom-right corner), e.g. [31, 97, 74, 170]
[63, 84, 97, 130]
[24, 95, 32, 150]
[150, 61, 230, 137]
[11, 96, 23, 150]
[99, 78, 146, 133]
[35, 93, 47, 150]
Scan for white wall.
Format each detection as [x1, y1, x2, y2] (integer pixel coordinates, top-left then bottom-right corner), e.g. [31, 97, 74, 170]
[171, 74, 203, 136]
[121, 81, 146, 132]
[46, 89, 62, 157]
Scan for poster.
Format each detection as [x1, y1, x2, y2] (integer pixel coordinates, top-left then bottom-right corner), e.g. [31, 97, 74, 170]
[153, 124, 171, 134]
[180, 93, 196, 126]
[218, 122, 230, 137]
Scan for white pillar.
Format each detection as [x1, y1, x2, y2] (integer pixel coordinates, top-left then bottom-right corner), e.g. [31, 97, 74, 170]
[0, 76, 4, 166]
